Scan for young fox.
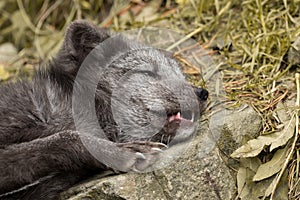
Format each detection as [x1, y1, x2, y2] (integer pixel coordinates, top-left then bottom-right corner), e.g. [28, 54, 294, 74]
[0, 20, 208, 200]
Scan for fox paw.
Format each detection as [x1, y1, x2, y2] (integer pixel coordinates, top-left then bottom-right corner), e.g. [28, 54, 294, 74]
[117, 141, 168, 172]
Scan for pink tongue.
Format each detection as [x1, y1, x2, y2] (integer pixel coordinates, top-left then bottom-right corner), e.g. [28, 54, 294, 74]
[169, 113, 181, 122]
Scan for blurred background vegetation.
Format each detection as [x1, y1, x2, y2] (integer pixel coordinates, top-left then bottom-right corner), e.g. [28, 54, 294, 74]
[1, 0, 300, 199]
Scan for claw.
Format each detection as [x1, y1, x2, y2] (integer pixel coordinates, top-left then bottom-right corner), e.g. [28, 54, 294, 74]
[135, 152, 146, 160]
[131, 166, 142, 173]
[157, 143, 168, 149]
[151, 147, 163, 152]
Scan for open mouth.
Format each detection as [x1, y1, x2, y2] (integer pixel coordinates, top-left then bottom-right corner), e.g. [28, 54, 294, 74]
[167, 111, 195, 123]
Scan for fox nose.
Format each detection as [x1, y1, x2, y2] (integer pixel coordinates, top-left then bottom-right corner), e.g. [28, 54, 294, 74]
[194, 88, 209, 101]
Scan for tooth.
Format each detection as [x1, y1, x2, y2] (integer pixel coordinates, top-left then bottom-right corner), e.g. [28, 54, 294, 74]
[176, 112, 181, 118]
[190, 113, 194, 122]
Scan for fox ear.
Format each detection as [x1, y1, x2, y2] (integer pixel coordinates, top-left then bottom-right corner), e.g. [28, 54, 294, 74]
[63, 20, 110, 61]
[51, 20, 110, 77]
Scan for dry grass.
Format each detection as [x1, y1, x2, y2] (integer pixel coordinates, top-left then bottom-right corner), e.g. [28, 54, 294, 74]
[0, 0, 300, 198]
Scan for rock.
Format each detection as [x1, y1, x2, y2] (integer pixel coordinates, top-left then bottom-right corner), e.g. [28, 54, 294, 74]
[60, 172, 167, 200]
[287, 36, 300, 73]
[216, 105, 262, 172]
[0, 43, 17, 64]
[218, 105, 262, 156]
[288, 37, 300, 65]
[60, 104, 261, 200]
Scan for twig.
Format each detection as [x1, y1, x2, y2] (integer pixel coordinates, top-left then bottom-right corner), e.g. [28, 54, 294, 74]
[270, 73, 300, 199]
[34, 0, 63, 58]
[166, 25, 205, 51]
[16, 0, 38, 32]
[297, 73, 300, 106]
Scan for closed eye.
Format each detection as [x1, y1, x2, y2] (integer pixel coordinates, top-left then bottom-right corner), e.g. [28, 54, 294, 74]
[131, 69, 159, 78]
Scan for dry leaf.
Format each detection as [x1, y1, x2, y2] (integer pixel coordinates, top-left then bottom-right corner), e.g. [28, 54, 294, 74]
[237, 158, 260, 199]
[237, 158, 268, 199]
[253, 146, 288, 181]
[231, 102, 295, 158]
[231, 132, 281, 158]
[237, 167, 248, 199]
[270, 102, 295, 151]
[264, 170, 289, 199]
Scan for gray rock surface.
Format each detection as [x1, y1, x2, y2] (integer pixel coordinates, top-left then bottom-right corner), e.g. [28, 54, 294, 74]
[288, 37, 300, 65]
[218, 105, 262, 156]
[60, 105, 262, 200]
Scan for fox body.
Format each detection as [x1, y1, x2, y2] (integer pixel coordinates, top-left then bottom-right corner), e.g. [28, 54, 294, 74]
[0, 21, 208, 199]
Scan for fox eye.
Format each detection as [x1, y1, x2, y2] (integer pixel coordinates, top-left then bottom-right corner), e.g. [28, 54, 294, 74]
[144, 71, 156, 77]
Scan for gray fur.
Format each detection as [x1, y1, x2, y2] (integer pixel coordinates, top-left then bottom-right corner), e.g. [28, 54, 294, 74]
[0, 20, 208, 200]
